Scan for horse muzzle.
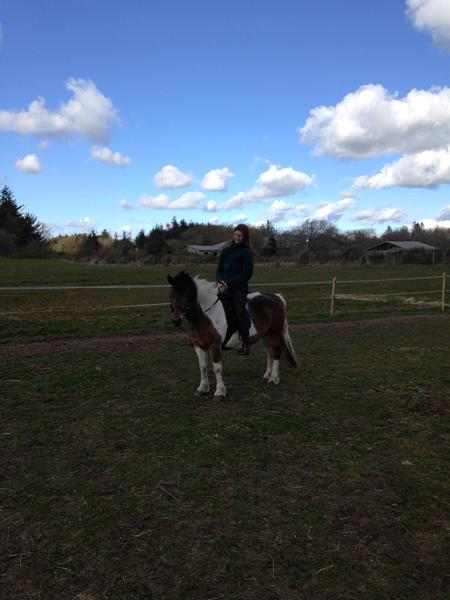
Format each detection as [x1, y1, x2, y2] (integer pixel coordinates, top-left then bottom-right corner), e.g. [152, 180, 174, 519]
[170, 307, 183, 326]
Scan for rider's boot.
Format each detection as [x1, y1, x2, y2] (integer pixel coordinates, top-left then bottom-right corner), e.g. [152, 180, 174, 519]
[237, 333, 250, 355]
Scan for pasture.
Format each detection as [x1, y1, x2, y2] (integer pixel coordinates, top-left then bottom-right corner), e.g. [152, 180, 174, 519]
[0, 258, 448, 344]
[1, 259, 450, 598]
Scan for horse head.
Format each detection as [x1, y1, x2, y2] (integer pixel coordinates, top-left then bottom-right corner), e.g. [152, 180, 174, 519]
[167, 271, 198, 325]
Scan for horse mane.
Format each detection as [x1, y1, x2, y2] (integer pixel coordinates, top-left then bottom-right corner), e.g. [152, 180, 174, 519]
[170, 271, 198, 302]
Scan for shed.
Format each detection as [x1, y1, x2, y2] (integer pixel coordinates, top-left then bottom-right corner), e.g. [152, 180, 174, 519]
[367, 240, 436, 252]
[186, 240, 230, 256]
[366, 240, 437, 264]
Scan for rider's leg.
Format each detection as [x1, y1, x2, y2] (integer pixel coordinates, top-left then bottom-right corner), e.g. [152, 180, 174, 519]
[231, 289, 250, 354]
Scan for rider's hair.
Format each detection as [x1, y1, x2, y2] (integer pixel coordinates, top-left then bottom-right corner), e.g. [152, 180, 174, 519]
[234, 224, 255, 254]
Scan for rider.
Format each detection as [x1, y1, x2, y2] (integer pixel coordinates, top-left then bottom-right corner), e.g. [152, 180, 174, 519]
[216, 224, 254, 355]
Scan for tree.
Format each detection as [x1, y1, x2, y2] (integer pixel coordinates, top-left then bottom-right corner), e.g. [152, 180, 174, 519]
[146, 225, 170, 255]
[410, 221, 426, 242]
[263, 233, 278, 257]
[83, 231, 100, 256]
[381, 225, 409, 241]
[135, 229, 147, 251]
[0, 186, 46, 253]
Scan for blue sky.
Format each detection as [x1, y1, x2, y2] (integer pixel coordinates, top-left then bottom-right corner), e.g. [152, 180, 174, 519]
[2, 0, 450, 236]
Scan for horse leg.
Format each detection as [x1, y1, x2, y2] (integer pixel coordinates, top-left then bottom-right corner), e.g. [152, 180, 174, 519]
[194, 346, 210, 395]
[211, 343, 227, 400]
[212, 361, 227, 400]
[268, 336, 281, 385]
[262, 341, 274, 381]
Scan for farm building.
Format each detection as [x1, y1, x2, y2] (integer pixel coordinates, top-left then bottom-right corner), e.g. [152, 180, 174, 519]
[186, 240, 230, 256]
[366, 240, 437, 264]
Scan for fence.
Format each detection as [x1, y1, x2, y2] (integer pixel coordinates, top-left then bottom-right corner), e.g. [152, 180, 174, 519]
[1, 273, 448, 319]
[327, 273, 447, 316]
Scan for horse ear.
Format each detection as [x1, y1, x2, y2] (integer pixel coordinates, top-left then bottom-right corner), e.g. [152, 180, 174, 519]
[167, 275, 174, 285]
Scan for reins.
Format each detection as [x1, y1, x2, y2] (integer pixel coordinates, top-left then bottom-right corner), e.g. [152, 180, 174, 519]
[204, 297, 220, 313]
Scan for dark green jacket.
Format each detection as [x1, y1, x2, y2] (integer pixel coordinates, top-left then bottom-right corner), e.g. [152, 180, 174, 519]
[216, 243, 254, 289]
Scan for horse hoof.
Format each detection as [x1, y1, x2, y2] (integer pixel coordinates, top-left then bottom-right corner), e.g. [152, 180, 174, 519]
[213, 394, 226, 401]
[268, 378, 280, 385]
[195, 390, 209, 397]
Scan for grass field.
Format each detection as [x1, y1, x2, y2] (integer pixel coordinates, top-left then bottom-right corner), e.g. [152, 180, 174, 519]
[1, 258, 450, 598]
[2, 316, 450, 599]
[1, 258, 448, 344]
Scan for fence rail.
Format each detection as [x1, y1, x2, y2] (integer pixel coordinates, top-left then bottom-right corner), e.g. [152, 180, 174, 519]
[0, 273, 448, 317]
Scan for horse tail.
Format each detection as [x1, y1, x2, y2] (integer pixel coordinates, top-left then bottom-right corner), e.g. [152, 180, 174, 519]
[275, 294, 298, 368]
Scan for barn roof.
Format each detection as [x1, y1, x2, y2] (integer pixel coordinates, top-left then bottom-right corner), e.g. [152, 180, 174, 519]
[186, 240, 230, 253]
[367, 240, 436, 252]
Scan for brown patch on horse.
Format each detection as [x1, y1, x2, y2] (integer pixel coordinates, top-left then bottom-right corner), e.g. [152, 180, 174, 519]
[248, 293, 285, 337]
[248, 293, 287, 359]
[188, 312, 222, 363]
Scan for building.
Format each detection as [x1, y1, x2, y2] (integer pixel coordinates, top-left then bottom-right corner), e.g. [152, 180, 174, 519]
[366, 240, 437, 264]
[186, 240, 230, 256]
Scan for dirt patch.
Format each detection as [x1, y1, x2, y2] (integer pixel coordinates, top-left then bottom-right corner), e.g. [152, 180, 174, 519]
[2, 313, 450, 359]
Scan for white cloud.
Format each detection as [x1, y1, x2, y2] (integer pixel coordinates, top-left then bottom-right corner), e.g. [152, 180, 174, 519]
[300, 84, 450, 159]
[119, 199, 134, 210]
[66, 217, 95, 231]
[201, 167, 234, 191]
[265, 200, 309, 223]
[422, 218, 450, 228]
[251, 164, 314, 198]
[0, 79, 118, 143]
[407, 0, 450, 50]
[437, 205, 450, 219]
[249, 219, 267, 228]
[138, 191, 204, 210]
[251, 155, 271, 168]
[313, 198, 356, 221]
[353, 207, 407, 225]
[280, 219, 305, 230]
[154, 165, 193, 189]
[15, 153, 42, 174]
[169, 191, 205, 209]
[353, 146, 450, 190]
[223, 192, 251, 211]
[91, 146, 131, 167]
[204, 200, 220, 212]
[138, 194, 171, 208]
[221, 165, 314, 211]
[230, 214, 247, 224]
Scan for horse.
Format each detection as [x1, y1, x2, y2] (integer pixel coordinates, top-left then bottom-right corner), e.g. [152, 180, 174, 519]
[167, 270, 297, 399]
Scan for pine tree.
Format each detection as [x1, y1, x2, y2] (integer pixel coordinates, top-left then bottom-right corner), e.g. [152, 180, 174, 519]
[263, 233, 278, 256]
[0, 186, 45, 251]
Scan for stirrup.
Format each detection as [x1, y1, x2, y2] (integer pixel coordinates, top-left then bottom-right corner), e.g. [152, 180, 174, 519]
[237, 343, 250, 356]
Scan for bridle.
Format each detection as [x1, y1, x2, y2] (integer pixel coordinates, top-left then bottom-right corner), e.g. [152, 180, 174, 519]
[169, 293, 220, 322]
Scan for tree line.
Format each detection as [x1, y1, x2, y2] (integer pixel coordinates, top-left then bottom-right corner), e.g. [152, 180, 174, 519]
[1, 185, 450, 264]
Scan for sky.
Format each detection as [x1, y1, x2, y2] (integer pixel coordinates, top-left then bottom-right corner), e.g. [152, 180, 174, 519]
[2, 0, 450, 237]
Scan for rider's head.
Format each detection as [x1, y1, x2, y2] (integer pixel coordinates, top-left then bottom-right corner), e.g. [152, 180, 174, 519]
[233, 224, 250, 247]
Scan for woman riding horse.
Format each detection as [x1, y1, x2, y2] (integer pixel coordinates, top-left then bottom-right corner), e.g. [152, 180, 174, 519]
[216, 224, 254, 355]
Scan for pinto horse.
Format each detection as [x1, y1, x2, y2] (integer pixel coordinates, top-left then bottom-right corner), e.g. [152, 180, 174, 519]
[167, 271, 297, 399]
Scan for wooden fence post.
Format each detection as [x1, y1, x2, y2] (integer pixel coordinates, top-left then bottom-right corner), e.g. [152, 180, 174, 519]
[330, 276, 337, 317]
[442, 272, 446, 312]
